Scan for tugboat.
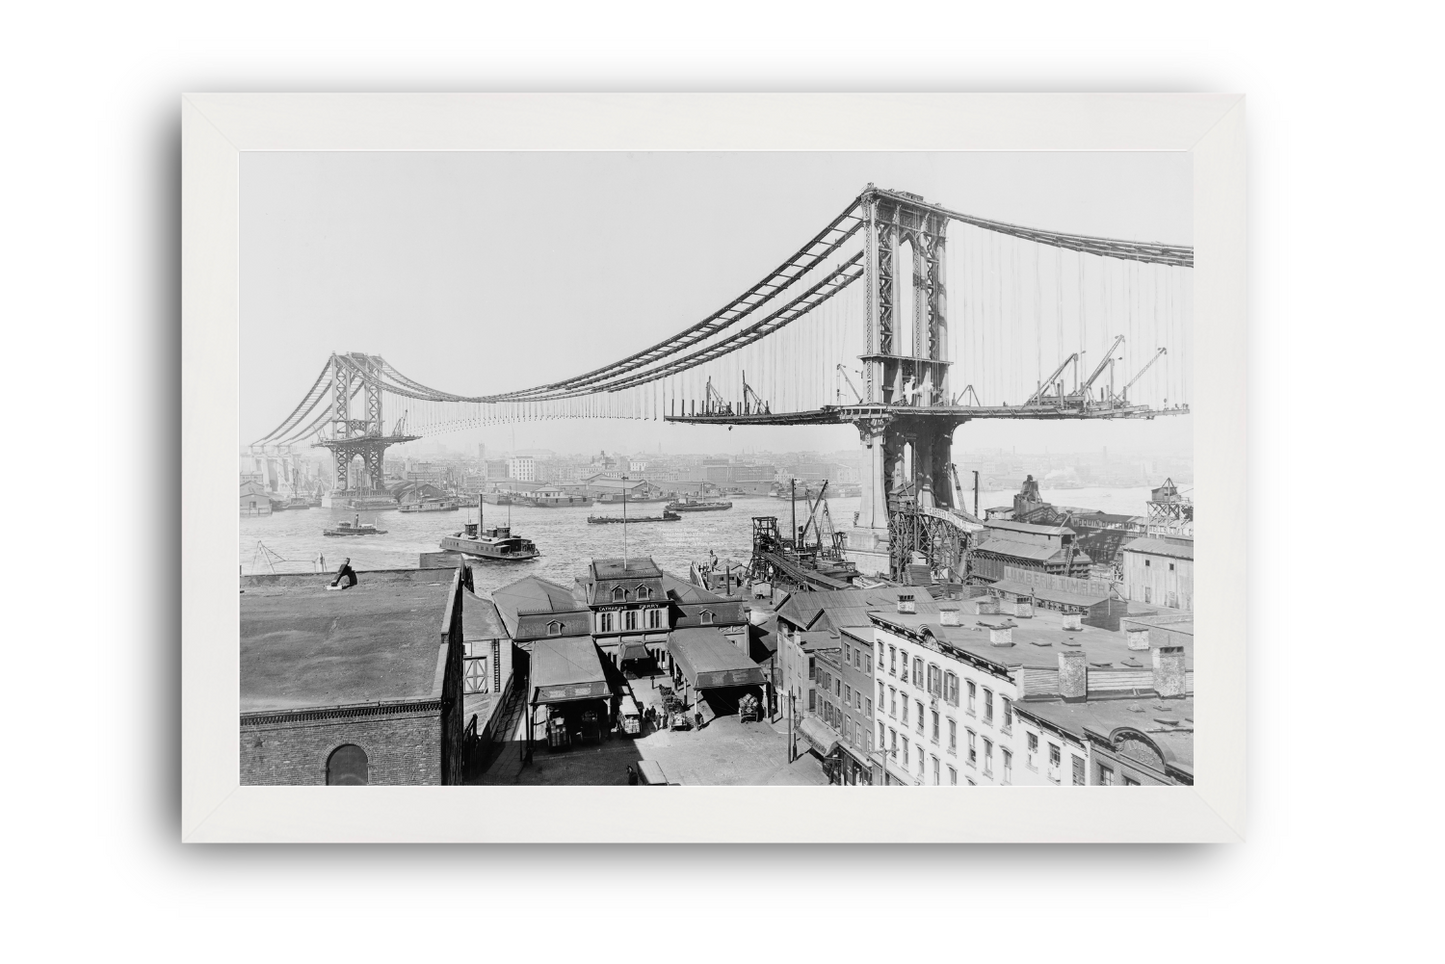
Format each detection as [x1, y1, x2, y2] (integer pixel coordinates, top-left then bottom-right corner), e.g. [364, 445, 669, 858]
[440, 497, 539, 562]
[324, 514, 388, 537]
[665, 498, 733, 512]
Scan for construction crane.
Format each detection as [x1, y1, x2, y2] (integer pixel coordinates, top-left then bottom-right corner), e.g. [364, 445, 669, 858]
[835, 364, 863, 404]
[952, 384, 982, 407]
[1120, 347, 1167, 402]
[1026, 352, 1080, 406]
[704, 376, 729, 414]
[1076, 334, 1126, 406]
[741, 371, 767, 414]
[797, 480, 830, 546]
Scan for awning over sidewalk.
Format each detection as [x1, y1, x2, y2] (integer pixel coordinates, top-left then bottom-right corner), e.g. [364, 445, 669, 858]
[797, 717, 839, 757]
[617, 639, 651, 661]
[668, 628, 767, 689]
[531, 636, 611, 704]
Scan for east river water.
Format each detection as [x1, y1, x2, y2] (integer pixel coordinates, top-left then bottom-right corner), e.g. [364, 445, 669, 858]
[239, 485, 1166, 596]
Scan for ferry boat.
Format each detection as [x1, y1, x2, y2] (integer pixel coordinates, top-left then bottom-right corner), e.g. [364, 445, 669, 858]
[665, 498, 733, 512]
[440, 521, 539, 561]
[398, 497, 461, 513]
[439, 496, 539, 562]
[324, 515, 388, 537]
[588, 510, 681, 524]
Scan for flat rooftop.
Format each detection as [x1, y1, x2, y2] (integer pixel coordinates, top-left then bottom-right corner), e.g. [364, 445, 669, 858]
[870, 608, 1193, 674]
[240, 571, 454, 714]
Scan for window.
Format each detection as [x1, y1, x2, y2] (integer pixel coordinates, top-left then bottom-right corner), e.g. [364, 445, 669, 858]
[948, 719, 957, 754]
[612, 586, 625, 602]
[647, 608, 661, 629]
[866, 727, 873, 752]
[948, 766, 957, 786]
[1002, 697, 1013, 733]
[700, 609, 714, 624]
[917, 753, 924, 780]
[808, 657, 816, 680]
[983, 689, 994, 725]
[636, 586, 650, 600]
[1002, 749, 1013, 785]
[865, 697, 872, 717]
[546, 620, 561, 637]
[1098, 764, 1115, 786]
[880, 722, 887, 748]
[1027, 732, 1039, 770]
[931, 711, 940, 743]
[326, 744, 369, 786]
[865, 655, 872, 674]
[915, 701, 924, 734]
[966, 730, 977, 767]
[982, 739, 993, 776]
[913, 657, 924, 688]
[625, 609, 638, 630]
[889, 646, 897, 675]
[843, 643, 851, 663]
[1145, 559, 1151, 567]
[844, 684, 852, 705]
[855, 691, 862, 711]
[944, 672, 959, 706]
[927, 664, 942, 697]
[1168, 562, 1175, 572]
[932, 757, 940, 786]
[877, 641, 884, 664]
[901, 736, 909, 765]
[889, 688, 897, 718]
[598, 612, 614, 633]
[901, 696, 908, 726]
[967, 681, 977, 715]
[879, 682, 885, 706]
[1048, 743, 1062, 783]
[855, 648, 862, 669]
[835, 678, 842, 697]
[1072, 756, 1086, 786]
[1124, 775, 1140, 787]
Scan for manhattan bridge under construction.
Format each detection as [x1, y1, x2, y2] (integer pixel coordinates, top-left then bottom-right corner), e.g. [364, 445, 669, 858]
[251, 184, 1193, 579]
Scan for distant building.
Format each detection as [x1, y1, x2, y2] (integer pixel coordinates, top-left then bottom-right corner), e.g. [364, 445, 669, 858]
[484, 459, 510, 480]
[1120, 536, 1194, 610]
[238, 568, 470, 786]
[508, 456, 537, 482]
[240, 479, 272, 516]
[628, 458, 647, 474]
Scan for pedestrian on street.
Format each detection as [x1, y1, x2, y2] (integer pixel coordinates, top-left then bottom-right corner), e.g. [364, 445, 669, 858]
[695, 710, 704, 730]
[626, 765, 638, 786]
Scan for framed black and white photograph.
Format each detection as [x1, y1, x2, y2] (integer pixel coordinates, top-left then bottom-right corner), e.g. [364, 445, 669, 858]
[182, 93, 1245, 842]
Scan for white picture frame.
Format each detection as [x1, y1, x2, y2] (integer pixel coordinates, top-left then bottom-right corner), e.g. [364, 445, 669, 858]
[183, 92, 1245, 843]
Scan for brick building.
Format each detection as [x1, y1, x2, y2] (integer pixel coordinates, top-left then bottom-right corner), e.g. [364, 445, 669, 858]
[239, 567, 469, 786]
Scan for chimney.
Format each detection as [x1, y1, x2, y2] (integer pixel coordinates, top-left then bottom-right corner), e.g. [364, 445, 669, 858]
[1061, 612, 1083, 631]
[1127, 628, 1152, 651]
[988, 624, 1013, 646]
[1059, 650, 1087, 701]
[1015, 594, 1034, 619]
[1152, 645, 1187, 698]
[897, 592, 916, 615]
[939, 608, 960, 626]
[973, 597, 1000, 616]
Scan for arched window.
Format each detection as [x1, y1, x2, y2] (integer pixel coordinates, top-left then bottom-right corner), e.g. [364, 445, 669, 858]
[700, 609, 714, 625]
[326, 744, 369, 786]
[612, 586, 625, 602]
[546, 620, 561, 636]
[636, 586, 650, 601]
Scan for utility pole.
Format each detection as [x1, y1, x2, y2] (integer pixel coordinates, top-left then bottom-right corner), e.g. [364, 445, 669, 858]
[790, 478, 798, 551]
[972, 469, 980, 518]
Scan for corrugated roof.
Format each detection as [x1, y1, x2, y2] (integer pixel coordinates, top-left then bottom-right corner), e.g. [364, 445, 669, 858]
[530, 636, 608, 690]
[987, 519, 1076, 536]
[973, 539, 1067, 562]
[1120, 537, 1195, 560]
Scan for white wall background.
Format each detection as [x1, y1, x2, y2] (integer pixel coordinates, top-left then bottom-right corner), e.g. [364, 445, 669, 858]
[5, 2, 1437, 960]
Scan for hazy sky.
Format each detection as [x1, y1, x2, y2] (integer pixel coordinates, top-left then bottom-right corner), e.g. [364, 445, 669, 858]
[241, 150, 1192, 457]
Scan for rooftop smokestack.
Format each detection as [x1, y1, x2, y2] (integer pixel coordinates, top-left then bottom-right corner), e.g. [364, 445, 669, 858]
[939, 609, 959, 626]
[1152, 645, 1187, 698]
[897, 592, 916, 615]
[1059, 650, 1087, 701]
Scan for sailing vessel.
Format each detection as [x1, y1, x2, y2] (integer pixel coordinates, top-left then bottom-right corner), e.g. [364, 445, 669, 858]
[440, 496, 539, 562]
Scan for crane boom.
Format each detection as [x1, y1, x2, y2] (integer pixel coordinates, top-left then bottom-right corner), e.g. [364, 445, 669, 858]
[1080, 335, 1126, 394]
[741, 371, 766, 414]
[1026, 353, 1079, 405]
[835, 364, 863, 404]
[1122, 347, 1167, 398]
